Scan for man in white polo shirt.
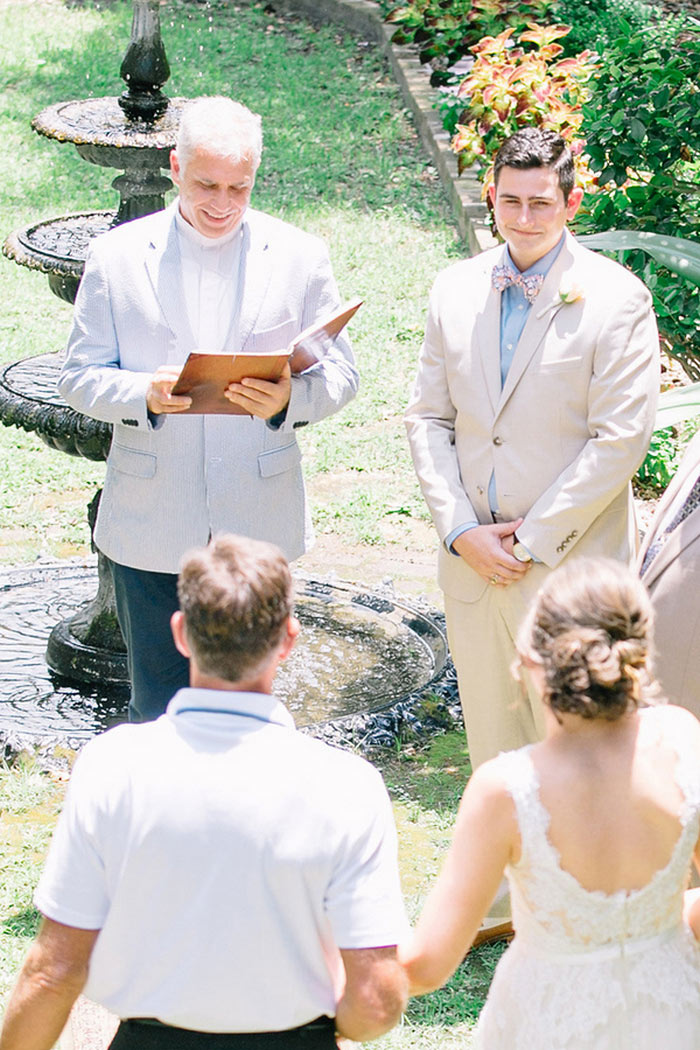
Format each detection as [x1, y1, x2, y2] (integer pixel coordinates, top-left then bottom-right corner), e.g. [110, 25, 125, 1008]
[0, 535, 408, 1050]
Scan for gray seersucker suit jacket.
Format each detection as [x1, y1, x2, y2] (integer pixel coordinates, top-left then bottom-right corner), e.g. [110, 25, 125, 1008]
[639, 429, 700, 715]
[58, 202, 359, 572]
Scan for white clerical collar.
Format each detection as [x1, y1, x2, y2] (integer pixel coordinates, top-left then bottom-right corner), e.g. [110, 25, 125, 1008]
[174, 201, 244, 250]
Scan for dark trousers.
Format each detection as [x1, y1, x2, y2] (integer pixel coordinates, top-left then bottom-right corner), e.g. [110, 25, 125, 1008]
[109, 559, 189, 723]
[108, 1017, 338, 1049]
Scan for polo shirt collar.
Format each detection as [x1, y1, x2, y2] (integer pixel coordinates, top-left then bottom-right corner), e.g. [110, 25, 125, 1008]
[166, 687, 296, 730]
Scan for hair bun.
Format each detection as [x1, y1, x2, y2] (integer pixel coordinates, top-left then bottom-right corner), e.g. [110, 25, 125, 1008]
[517, 557, 657, 721]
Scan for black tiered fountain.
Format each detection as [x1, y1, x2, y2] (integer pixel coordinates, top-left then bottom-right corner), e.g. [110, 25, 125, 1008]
[4, 0, 183, 304]
[0, 2, 453, 754]
[2, 0, 184, 691]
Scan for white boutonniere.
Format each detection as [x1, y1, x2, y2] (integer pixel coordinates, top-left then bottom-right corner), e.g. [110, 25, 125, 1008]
[536, 283, 585, 318]
[558, 283, 585, 305]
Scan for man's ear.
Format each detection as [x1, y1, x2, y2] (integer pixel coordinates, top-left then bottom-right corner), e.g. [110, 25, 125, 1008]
[278, 615, 300, 663]
[566, 186, 584, 220]
[170, 149, 181, 187]
[488, 183, 497, 208]
[171, 610, 190, 658]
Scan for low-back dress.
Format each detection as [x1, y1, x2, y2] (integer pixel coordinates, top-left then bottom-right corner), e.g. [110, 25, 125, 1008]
[474, 709, 700, 1050]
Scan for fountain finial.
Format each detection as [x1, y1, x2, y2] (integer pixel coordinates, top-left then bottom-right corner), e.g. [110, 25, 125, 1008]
[118, 0, 171, 123]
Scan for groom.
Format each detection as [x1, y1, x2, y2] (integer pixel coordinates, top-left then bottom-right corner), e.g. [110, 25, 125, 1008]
[406, 127, 659, 775]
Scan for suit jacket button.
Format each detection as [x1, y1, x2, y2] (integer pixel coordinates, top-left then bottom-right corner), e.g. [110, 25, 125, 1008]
[493, 436, 503, 446]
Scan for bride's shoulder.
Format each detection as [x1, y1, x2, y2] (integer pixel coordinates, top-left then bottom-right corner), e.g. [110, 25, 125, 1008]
[469, 747, 535, 802]
[642, 702, 700, 728]
[641, 703, 700, 748]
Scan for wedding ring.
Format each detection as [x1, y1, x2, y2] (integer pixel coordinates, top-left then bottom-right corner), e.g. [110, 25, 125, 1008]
[490, 574, 500, 585]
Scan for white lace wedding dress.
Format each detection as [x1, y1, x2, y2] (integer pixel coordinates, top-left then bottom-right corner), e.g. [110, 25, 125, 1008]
[473, 712, 700, 1050]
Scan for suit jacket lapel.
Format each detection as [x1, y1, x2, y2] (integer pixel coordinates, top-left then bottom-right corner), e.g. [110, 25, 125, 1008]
[644, 507, 700, 585]
[144, 202, 193, 356]
[494, 231, 580, 419]
[474, 252, 505, 413]
[235, 210, 273, 352]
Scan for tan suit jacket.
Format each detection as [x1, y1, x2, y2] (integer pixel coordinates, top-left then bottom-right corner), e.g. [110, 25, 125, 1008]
[639, 430, 700, 715]
[405, 230, 659, 766]
[406, 230, 660, 604]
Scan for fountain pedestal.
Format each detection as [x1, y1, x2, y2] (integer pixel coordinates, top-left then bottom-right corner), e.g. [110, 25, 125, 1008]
[1, 0, 182, 686]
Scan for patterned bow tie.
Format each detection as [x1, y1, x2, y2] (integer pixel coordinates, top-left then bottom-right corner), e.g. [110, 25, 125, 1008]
[492, 263, 544, 304]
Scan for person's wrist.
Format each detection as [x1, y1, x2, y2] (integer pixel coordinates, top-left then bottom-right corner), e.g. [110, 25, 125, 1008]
[512, 535, 533, 563]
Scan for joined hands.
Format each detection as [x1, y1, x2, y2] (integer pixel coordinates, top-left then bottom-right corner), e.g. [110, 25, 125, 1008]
[452, 518, 532, 587]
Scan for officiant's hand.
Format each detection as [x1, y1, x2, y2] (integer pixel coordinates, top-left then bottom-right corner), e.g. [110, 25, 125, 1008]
[225, 361, 292, 419]
[147, 365, 192, 414]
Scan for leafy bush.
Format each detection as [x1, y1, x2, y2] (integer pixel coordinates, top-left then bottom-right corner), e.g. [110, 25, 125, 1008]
[448, 25, 597, 189]
[578, 21, 700, 377]
[381, 0, 557, 85]
[635, 426, 682, 495]
[552, 0, 664, 56]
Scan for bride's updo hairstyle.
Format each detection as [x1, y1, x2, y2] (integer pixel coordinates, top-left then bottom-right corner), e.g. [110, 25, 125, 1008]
[517, 558, 658, 721]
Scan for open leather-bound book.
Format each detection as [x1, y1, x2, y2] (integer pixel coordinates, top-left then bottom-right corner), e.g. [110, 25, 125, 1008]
[170, 297, 363, 414]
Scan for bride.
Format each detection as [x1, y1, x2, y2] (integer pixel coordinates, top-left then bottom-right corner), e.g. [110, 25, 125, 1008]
[400, 557, 700, 1049]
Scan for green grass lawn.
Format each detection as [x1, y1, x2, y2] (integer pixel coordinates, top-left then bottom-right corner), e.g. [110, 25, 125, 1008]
[0, 1, 499, 1044]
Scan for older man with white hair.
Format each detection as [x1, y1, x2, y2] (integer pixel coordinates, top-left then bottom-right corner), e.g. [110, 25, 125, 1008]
[59, 97, 358, 722]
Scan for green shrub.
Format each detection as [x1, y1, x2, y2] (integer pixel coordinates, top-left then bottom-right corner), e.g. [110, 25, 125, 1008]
[553, 0, 664, 56]
[635, 426, 682, 495]
[577, 20, 700, 377]
[448, 25, 597, 190]
[382, 0, 557, 85]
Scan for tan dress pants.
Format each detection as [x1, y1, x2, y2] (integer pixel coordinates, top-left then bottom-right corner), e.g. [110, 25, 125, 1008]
[443, 563, 550, 770]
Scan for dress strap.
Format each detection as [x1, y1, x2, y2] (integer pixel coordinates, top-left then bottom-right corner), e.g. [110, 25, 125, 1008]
[491, 748, 553, 868]
[640, 707, 700, 818]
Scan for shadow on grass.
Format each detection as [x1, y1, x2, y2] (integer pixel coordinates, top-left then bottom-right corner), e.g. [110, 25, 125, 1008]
[377, 730, 471, 818]
[374, 732, 508, 1029]
[1, 907, 40, 940]
[407, 942, 507, 1027]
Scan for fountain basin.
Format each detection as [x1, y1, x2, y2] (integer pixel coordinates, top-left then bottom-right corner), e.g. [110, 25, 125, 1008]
[0, 353, 111, 459]
[32, 97, 184, 153]
[0, 561, 456, 756]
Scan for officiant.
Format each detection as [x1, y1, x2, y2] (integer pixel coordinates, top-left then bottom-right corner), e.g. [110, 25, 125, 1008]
[58, 95, 358, 722]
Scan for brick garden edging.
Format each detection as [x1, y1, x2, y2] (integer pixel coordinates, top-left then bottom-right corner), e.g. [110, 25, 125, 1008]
[270, 0, 498, 255]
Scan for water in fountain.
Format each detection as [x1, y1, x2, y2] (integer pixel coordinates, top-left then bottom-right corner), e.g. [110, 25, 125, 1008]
[0, 563, 447, 746]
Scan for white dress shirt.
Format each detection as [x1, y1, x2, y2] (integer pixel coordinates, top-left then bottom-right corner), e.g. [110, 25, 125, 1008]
[175, 207, 243, 351]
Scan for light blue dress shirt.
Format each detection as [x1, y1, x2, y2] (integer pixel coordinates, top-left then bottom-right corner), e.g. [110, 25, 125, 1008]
[446, 233, 566, 554]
